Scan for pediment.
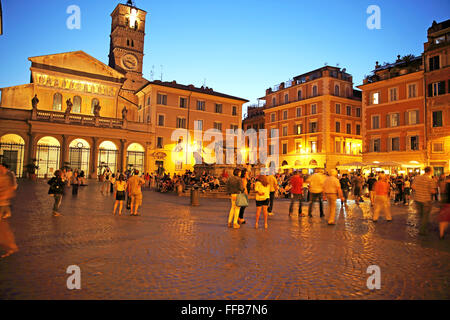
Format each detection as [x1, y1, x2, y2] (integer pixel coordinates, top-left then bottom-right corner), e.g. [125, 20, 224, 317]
[29, 51, 125, 80]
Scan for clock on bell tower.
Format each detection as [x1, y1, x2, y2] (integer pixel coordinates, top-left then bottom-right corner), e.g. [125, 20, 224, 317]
[109, 1, 147, 92]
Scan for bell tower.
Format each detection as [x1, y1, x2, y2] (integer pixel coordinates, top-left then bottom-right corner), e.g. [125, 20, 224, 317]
[109, 1, 147, 93]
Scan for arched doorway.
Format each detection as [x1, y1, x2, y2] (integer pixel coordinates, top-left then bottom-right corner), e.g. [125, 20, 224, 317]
[127, 143, 145, 174]
[98, 140, 118, 175]
[69, 138, 90, 175]
[0, 134, 25, 177]
[36, 136, 61, 178]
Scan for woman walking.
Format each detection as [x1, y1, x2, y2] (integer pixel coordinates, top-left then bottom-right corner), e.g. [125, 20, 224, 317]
[226, 168, 244, 229]
[255, 175, 270, 229]
[71, 171, 81, 195]
[113, 174, 127, 216]
[238, 168, 249, 225]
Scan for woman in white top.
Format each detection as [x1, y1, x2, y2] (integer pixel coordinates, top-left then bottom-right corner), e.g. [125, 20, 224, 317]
[255, 175, 271, 229]
[113, 174, 127, 216]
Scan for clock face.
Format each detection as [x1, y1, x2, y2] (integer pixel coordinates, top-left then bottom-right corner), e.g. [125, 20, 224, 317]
[122, 54, 138, 71]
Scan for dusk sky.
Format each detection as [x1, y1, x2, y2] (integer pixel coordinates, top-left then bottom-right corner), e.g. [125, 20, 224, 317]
[0, 0, 449, 115]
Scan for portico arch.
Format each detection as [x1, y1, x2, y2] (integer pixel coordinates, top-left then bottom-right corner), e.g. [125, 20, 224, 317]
[69, 138, 91, 175]
[98, 140, 118, 174]
[0, 134, 25, 177]
[36, 136, 61, 178]
[126, 142, 145, 174]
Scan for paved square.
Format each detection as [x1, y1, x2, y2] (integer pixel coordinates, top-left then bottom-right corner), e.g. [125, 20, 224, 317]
[0, 181, 449, 299]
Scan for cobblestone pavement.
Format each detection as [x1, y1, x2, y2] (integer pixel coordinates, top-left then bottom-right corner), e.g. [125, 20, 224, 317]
[0, 180, 449, 300]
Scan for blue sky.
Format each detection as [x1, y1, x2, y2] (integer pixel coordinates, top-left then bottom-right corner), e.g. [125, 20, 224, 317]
[0, 0, 448, 115]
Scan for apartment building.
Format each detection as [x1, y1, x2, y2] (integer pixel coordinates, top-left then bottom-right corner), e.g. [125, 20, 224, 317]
[261, 66, 362, 172]
[423, 19, 450, 176]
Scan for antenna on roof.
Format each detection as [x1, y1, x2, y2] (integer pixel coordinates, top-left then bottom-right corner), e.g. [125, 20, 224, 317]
[203, 78, 207, 87]
[160, 65, 163, 81]
[336, 63, 340, 67]
[324, 62, 328, 66]
[150, 65, 155, 81]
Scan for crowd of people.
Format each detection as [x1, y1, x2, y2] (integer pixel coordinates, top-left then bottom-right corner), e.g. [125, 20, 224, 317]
[1, 163, 450, 259]
[224, 167, 450, 238]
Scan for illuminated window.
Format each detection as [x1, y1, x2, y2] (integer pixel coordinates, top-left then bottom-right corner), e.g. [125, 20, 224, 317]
[53, 93, 62, 111]
[194, 120, 203, 131]
[73, 96, 81, 113]
[91, 98, 99, 114]
[372, 92, 379, 105]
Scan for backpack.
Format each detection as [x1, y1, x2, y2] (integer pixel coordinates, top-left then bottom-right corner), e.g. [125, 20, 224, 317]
[48, 178, 62, 194]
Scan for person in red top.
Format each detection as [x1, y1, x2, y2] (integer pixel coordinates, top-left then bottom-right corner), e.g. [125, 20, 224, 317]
[373, 174, 392, 222]
[289, 171, 304, 216]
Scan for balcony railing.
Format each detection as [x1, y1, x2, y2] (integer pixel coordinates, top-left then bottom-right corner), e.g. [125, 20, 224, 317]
[0, 107, 153, 133]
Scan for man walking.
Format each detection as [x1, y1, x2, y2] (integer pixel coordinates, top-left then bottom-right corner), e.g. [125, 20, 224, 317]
[412, 167, 436, 235]
[288, 171, 304, 217]
[367, 173, 377, 207]
[323, 169, 344, 225]
[307, 169, 326, 218]
[127, 169, 145, 216]
[373, 174, 392, 222]
[340, 173, 351, 206]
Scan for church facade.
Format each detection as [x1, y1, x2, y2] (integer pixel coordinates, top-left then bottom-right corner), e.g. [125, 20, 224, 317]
[0, 2, 247, 177]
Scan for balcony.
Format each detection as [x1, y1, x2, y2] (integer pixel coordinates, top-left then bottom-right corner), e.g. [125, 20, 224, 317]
[0, 107, 153, 133]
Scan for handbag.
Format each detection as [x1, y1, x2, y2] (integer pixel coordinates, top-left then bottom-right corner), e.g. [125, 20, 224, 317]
[236, 192, 249, 207]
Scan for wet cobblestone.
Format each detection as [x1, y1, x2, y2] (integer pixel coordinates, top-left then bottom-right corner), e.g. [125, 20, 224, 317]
[0, 180, 449, 299]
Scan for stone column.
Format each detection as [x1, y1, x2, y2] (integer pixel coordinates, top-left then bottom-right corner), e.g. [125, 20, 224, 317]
[60, 135, 69, 169]
[120, 139, 126, 173]
[90, 137, 98, 179]
[27, 132, 36, 166]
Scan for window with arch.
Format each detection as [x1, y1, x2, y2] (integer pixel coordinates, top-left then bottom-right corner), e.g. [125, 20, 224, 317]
[73, 96, 82, 113]
[53, 93, 62, 111]
[334, 85, 340, 96]
[131, 40, 135, 47]
[91, 98, 99, 114]
[127, 39, 130, 46]
[312, 85, 318, 97]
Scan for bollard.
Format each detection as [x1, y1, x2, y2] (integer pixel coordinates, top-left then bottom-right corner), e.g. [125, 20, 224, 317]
[177, 184, 183, 196]
[190, 185, 200, 206]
